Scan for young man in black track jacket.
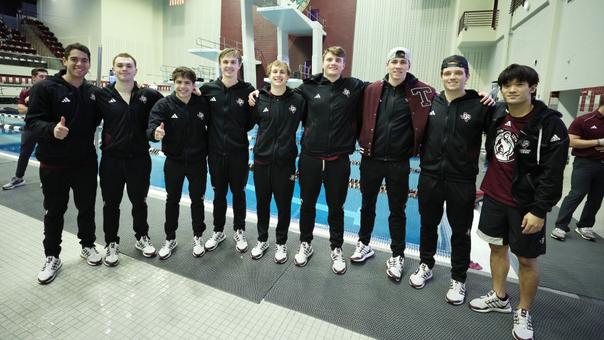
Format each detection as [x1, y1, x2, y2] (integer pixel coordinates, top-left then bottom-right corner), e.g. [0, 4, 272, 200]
[292, 46, 365, 275]
[96, 53, 163, 266]
[200, 48, 255, 254]
[148, 67, 210, 260]
[249, 60, 305, 264]
[249, 46, 365, 274]
[410, 55, 494, 305]
[27, 43, 103, 284]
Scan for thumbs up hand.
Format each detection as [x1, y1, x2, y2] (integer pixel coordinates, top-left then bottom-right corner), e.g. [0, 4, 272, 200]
[53, 116, 69, 140]
[155, 122, 165, 141]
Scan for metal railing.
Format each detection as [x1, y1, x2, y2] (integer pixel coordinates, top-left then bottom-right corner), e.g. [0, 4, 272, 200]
[160, 64, 216, 82]
[0, 50, 62, 69]
[195, 37, 266, 66]
[192, 65, 216, 81]
[297, 63, 310, 79]
[302, 5, 326, 29]
[195, 37, 241, 51]
[457, 10, 499, 35]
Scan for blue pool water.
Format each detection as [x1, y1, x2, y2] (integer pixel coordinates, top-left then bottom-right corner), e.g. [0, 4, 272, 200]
[0, 119, 442, 252]
[149, 127, 423, 246]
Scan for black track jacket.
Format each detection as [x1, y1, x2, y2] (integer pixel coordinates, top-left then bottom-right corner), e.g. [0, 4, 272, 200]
[200, 78, 255, 155]
[147, 93, 209, 162]
[251, 87, 305, 163]
[298, 73, 365, 158]
[97, 83, 163, 158]
[25, 70, 101, 165]
[420, 90, 493, 182]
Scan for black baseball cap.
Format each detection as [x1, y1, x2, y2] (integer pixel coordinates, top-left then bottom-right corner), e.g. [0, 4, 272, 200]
[441, 55, 469, 73]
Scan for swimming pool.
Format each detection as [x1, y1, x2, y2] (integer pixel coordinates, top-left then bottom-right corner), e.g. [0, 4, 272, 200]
[0, 116, 451, 256]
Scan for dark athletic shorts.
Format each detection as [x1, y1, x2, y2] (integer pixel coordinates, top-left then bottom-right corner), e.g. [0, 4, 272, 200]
[477, 195, 546, 258]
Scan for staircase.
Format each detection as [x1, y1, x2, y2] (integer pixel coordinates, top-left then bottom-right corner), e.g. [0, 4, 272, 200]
[21, 25, 53, 58]
[21, 17, 64, 59]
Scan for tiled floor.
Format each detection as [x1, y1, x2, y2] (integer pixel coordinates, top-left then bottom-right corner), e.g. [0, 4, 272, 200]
[1, 144, 603, 339]
[0, 205, 370, 339]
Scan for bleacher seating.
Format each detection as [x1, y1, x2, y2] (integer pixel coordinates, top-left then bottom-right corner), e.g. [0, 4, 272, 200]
[0, 73, 31, 105]
[0, 51, 47, 68]
[0, 74, 34, 85]
[21, 17, 64, 58]
[0, 16, 64, 69]
[0, 21, 36, 55]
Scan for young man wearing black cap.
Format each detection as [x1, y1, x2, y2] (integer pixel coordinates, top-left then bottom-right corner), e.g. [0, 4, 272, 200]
[96, 53, 164, 266]
[352, 47, 435, 282]
[469, 64, 568, 340]
[27, 43, 102, 284]
[409, 55, 493, 304]
[551, 95, 604, 242]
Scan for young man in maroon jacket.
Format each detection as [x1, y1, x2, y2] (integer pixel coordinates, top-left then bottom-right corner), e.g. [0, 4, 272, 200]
[352, 47, 435, 282]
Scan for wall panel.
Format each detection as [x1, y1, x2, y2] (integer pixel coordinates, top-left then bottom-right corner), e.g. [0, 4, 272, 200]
[352, 0, 457, 87]
[162, 0, 221, 80]
[100, 0, 164, 83]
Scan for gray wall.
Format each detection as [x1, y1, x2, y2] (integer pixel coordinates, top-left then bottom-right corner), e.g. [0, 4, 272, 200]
[351, 0, 457, 87]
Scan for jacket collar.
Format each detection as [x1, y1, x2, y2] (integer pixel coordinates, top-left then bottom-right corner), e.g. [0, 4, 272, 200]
[382, 73, 414, 89]
[259, 85, 293, 98]
[306, 73, 344, 87]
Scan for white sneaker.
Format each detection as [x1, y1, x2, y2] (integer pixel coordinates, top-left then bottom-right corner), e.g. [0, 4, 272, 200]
[233, 229, 248, 253]
[2, 177, 25, 190]
[251, 241, 269, 260]
[135, 235, 157, 257]
[37, 256, 62, 284]
[294, 242, 314, 267]
[469, 290, 512, 313]
[331, 248, 347, 275]
[409, 263, 433, 289]
[158, 239, 177, 260]
[386, 255, 404, 282]
[350, 241, 375, 262]
[575, 227, 596, 241]
[192, 236, 205, 257]
[550, 227, 567, 241]
[446, 279, 466, 305]
[204, 231, 226, 251]
[103, 242, 119, 267]
[513, 308, 534, 340]
[274, 244, 288, 264]
[80, 246, 102, 266]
